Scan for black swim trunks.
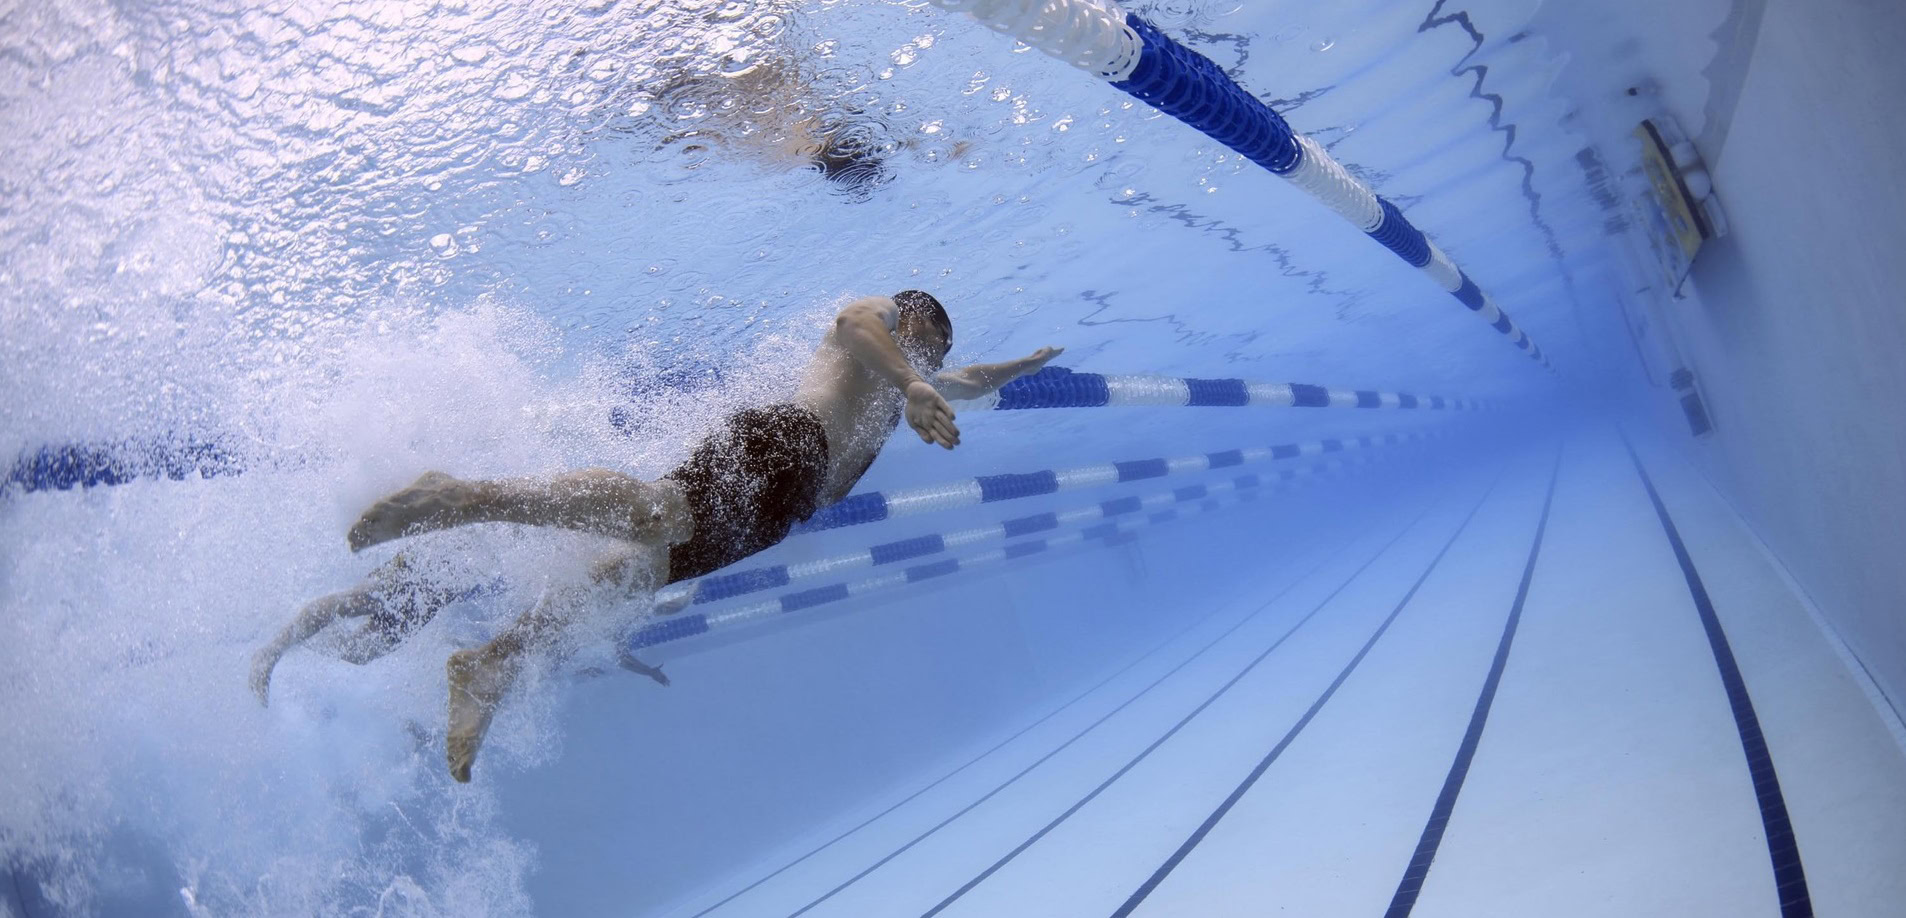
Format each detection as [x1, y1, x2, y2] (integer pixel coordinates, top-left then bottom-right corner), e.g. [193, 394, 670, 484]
[353, 554, 463, 661]
[664, 403, 831, 584]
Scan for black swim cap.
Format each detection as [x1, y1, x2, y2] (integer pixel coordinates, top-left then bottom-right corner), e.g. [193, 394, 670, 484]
[893, 290, 952, 344]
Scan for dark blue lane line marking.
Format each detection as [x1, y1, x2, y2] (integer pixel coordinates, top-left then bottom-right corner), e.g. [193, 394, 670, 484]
[1680, 457, 1906, 737]
[1622, 436, 1814, 917]
[778, 500, 1439, 918]
[1106, 470, 1505, 918]
[689, 529, 1360, 918]
[915, 491, 1464, 918]
[1384, 448, 1560, 916]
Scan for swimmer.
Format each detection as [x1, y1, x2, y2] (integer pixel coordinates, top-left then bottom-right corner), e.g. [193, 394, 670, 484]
[644, 57, 973, 193]
[251, 291, 1062, 782]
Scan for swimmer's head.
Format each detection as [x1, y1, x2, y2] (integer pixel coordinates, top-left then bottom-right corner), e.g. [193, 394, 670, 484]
[813, 143, 886, 193]
[810, 112, 892, 198]
[893, 290, 952, 370]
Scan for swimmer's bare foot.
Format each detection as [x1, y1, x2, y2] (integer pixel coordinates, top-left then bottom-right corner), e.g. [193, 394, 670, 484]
[349, 472, 474, 552]
[249, 645, 282, 707]
[446, 647, 517, 783]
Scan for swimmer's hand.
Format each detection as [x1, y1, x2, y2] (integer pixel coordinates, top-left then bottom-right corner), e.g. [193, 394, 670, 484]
[1013, 346, 1064, 378]
[617, 650, 671, 687]
[906, 378, 960, 449]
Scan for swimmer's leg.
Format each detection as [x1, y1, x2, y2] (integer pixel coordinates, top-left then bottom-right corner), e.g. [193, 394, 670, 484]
[446, 543, 665, 783]
[250, 553, 423, 706]
[348, 469, 688, 552]
[251, 554, 462, 705]
[251, 591, 364, 707]
[325, 577, 460, 666]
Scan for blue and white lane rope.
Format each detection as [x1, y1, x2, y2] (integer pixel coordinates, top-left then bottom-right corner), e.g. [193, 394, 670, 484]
[954, 366, 1492, 411]
[4, 437, 246, 495]
[790, 426, 1450, 535]
[924, 0, 1552, 369]
[5, 373, 1472, 496]
[628, 453, 1375, 652]
[657, 451, 1389, 612]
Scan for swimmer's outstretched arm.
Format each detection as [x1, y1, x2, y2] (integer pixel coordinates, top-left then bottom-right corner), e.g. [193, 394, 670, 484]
[934, 346, 1065, 400]
[577, 650, 671, 687]
[580, 587, 695, 683]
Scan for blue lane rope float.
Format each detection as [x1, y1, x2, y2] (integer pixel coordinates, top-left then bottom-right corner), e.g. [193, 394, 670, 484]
[655, 451, 1396, 613]
[3, 437, 244, 495]
[925, 0, 1552, 368]
[453, 439, 1437, 650]
[626, 450, 1386, 653]
[791, 426, 1451, 535]
[955, 366, 1492, 411]
[6, 369, 1474, 496]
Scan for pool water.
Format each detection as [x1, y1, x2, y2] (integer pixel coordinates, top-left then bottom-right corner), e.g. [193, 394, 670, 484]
[4, 0, 1904, 915]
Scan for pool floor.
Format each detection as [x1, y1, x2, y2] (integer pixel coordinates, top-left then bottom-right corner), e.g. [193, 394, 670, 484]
[660, 429, 1906, 917]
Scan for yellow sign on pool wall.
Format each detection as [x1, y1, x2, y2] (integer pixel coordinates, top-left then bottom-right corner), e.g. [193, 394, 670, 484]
[1632, 118, 1719, 293]
[1638, 121, 1707, 255]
